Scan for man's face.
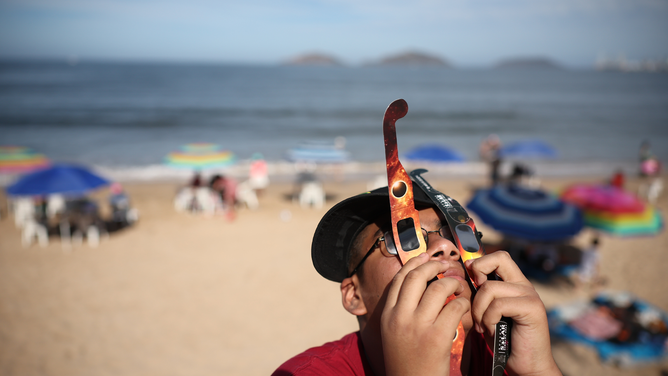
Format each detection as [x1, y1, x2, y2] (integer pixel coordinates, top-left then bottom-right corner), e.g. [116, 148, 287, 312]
[353, 207, 473, 332]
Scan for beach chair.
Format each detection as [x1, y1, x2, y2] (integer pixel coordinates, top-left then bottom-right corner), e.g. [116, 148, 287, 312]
[647, 178, 663, 205]
[236, 180, 259, 210]
[126, 208, 140, 224]
[61, 199, 107, 249]
[174, 188, 194, 212]
[299, 181, 325, 209]
[68, 220, 106, 248]
[60, 219, 72, 250]
[109, 193, 139, 228]
[194, 187, 217, 215]
[22, 216, 48, 248]
[14, 197, 34, 229]
[47, 194, 66, 220]
[86, 225, 100, 248]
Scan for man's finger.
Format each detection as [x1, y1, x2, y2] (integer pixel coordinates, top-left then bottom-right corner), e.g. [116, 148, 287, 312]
[470, 280, 529, 330]
[385, 253, 430, 309]
[393, 259, 453, 314]
[415, 276, 465, 321]
[465, 251, 530, 287]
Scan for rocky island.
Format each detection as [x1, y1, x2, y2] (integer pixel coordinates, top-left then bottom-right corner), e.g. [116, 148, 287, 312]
[370, 51, 451, 67]
[494, 57, 562, 70]
[283, 53, 343, 66]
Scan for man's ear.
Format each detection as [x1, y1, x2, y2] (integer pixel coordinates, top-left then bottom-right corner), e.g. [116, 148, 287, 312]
[341, 276, 367, 316]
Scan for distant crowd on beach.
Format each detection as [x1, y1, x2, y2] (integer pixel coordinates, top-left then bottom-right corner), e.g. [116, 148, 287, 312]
[9, 181, 139, 249]
[478, 134, 662, 203]
[173, 153, 272, 220]
[475, 135, 663, 292]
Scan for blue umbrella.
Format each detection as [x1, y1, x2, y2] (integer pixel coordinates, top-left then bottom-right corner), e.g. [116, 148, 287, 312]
[404, 144, 465, 163]
[467, 184, 583, 241]
[6, 163, 110, 196]
[499, 140, 558, 159]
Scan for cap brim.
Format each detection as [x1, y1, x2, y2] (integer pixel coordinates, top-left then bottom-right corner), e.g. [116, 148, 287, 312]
[311, 185, 434, 282]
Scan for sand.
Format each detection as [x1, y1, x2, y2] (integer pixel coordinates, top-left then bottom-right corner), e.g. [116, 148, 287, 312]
[1, 173, 667, 376]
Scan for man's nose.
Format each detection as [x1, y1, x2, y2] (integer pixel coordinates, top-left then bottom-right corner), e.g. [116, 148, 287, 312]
[426, 233, 460, 261]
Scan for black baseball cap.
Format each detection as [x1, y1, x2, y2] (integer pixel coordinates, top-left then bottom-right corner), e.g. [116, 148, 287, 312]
[311, 184, 435, 282]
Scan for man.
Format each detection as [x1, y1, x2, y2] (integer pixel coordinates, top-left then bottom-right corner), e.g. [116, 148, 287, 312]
[479, 134, 502, 186]
[209, 174, 238, 220]
[273, 184, 562, 376]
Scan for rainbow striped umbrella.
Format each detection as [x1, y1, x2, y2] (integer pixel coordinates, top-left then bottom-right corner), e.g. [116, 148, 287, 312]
[583, 207, 662, 237]
[164, 143, 236, 169]
[179, 143, 222, 153]
[561, 184, 663, 236]
[0, 146, 50, 173]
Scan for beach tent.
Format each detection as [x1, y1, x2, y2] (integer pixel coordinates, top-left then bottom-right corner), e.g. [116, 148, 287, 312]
[6, 163, 109, 196]
[499, 139, 558, 160]
[164, 143, 236, 170]
[466, 184, 583, 241]
[404, 144, 465, 163]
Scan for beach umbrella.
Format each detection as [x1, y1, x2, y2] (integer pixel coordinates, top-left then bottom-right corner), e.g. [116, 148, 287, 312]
[404, 144, 465, 163]
[285, 140, 350, 163]
[179, 143, 221, 153]
[583, 208, 662, 237]
[466, 184, 583, 241]
[561, 184, 663, 236]
[0, 146, 50, 173]
[164, 143, 236, 169]
[499, 139, 558, 160]
[6, 163, 110, 196]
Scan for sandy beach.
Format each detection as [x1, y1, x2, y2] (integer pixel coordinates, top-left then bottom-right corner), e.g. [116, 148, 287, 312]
[1, 172, 667, 376]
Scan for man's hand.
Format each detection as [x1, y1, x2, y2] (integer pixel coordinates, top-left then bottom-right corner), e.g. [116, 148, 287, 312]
[466, 251, 562, 376]
[381, 253, 470, 376]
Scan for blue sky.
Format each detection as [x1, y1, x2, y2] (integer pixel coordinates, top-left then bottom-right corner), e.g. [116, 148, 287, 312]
[1, 0, 666, 67]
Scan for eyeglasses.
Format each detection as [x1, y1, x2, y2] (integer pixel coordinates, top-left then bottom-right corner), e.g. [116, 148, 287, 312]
[348, 225, 454, 277]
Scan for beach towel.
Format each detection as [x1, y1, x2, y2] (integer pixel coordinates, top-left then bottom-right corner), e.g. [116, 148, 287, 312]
[548, 290, 668, 366]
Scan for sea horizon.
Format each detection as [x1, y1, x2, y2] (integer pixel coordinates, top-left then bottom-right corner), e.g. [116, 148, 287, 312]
[0, 56, 609, 71]
[1, 60, 666, 185]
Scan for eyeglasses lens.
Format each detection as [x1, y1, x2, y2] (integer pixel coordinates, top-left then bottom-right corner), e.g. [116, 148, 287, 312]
[384, 225, 454, 257]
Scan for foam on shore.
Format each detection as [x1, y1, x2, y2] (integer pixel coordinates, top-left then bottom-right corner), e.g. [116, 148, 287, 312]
[0, 159, 638, 187]
[93, 160, 636, 182]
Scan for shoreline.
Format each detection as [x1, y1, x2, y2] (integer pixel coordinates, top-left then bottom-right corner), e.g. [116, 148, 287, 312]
[97, 160, 640, 182]
[0, 159, 639, 188]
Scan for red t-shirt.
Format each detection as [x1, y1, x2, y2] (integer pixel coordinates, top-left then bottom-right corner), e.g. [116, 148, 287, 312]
[272, 331, 501, 376]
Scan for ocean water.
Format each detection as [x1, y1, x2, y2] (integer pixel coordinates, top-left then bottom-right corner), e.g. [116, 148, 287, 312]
[1, 61, 667, 180]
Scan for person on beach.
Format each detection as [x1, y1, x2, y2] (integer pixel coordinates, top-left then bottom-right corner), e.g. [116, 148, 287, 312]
[209, 174, 238, 220]
[108, 182, 133, 229]
[479, 134, 502, 186]
[637, 141, 663, 204]
[574, 237, 604, 290]
[109, 183, 129, 209]
[610, 169, 625, 189]
[273, 184, 562, 376]
[249, 152, 269, 194]
[190, 171, 203, 188]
